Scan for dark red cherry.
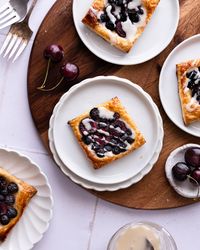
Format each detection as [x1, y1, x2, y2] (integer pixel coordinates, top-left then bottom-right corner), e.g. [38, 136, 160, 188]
[60, 63, 79, 81]
[44, 44, 64, 63]
[185, 147, 200, 168]
[172, 162, 191, 181]
[190, 169, 200, 184]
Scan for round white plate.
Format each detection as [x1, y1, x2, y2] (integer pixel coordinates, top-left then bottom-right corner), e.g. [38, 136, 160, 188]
[165, 144, 200, 198]
[159, 34, 200, 137]
[0, 148, 53, 250]
[53, 76, 162, 185]
[49, 83, 164, 191]
[72, 0, 179, 65]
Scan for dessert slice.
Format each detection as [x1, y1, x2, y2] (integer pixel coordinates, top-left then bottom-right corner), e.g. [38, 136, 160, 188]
[82, 0, 160, 53]
[0, 167, 37, 241]
[176, 59, 200, 125]
[68, 97, 146, 169]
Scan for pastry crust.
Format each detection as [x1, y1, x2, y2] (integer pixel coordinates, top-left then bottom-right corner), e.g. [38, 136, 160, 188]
[68, 97, 146, 169]
[176, 59, 200, 125]
[82, 0, 160, 52]
[0, 167, 37, 241]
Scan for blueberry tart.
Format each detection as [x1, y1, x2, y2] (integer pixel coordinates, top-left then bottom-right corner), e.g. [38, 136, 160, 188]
[176, 59, 200, 125]
[0, 167, 37, 241]
[68, 97, 146, 169]
[82, 0, 160, 53]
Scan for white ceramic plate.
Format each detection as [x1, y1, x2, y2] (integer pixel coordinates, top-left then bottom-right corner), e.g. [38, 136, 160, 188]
[72, 0, 179, 65]
[159, 34, 200, 137]
[165, 144, 200, 198]
[49, 83, 164, 191]
[53, 76, 162, 185]
[0, 148, 53, 250]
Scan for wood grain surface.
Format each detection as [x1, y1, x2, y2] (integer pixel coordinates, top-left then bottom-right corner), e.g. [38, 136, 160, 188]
[27, 0, 200, 209]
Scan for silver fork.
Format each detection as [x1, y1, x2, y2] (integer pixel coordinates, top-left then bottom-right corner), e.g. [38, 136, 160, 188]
[0, 0, 28, 30]
[0, 0, 38, 62]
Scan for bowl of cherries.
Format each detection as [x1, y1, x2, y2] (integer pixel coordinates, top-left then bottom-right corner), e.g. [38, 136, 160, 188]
[165, 144, 200, 198]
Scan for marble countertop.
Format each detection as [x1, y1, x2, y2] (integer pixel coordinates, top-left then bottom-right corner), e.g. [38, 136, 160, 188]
[0, 0, 199, 249]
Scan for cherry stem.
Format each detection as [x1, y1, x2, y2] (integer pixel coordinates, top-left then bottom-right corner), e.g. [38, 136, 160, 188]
[37, 77, 64, 92]
[187, 175, 200, 200]
[37, 58, 51, 89]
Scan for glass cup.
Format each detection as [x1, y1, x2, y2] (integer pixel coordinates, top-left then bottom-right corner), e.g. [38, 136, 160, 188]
[107, 221, 177, 250]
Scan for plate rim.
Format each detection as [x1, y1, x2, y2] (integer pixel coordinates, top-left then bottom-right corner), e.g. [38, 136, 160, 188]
[51, 75, 163, 186]
[49, 83, 164, 191]
[72, 0, 180, 65]
[53, 76, 161, 184]
[159, 34, 200, 138]
[0, 147, 54, 250]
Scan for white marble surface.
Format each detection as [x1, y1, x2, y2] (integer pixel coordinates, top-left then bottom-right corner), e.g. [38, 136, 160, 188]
[0, 0, 199, 249]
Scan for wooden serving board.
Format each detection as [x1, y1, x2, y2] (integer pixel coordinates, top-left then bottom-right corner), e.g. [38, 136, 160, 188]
[28, 0, 200, 209]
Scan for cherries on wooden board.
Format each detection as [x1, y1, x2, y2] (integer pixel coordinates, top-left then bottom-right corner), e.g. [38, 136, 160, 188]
[37, 44, 79, 92]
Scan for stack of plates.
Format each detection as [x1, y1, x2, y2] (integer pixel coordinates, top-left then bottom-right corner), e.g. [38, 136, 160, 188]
[48, 76, 164, 191]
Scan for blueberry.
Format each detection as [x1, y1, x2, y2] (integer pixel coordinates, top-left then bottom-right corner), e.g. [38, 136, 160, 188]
[82, 136, 92, 145]
[100, 13, 108, 23]
[115, 21, 126, 38]
[0, 215, 10, 225]
[5, 195, 15, 205]
[187, 80, 195, 89]
[104, 144, 112, 151]
[128, 11, 140, 23]
[186, 70, 197, 79]
[120, 12, 127, 22]
[92, 143, 101, 151]
[0, 177, 7, 190]
[137, 6, 144, 15]
[90, 108, 99, 121]
[7, 182, 18, 194]
[7, 207, 18, 219]
[116, 0, 123, 6]
[112, 146, 121, 155]
[126, 137, 135, 144]
[106, 21, 115, 31]
[0, 189, 8, 196]
[126, 128, 132, 136]
[96, 149, 105, 158]
[111, 138, 118, 145]
[118, 141, 126, 148]
[108, 0, 116, 3]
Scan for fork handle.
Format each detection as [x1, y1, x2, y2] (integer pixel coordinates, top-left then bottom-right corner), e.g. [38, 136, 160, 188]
[24, 0, 38, 23]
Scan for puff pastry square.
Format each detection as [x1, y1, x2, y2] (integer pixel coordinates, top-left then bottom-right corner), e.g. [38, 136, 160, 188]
[68, 97, 146, 169]
[0, 167, 37, 241]
[82, 0, 160, 53]
[176, 59, 200, 125]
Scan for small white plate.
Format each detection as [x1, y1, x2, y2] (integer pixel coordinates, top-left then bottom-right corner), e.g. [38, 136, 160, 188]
[0, 148, 53, 250]
[53, 76, 162, 185]
[49, 84, 164, 191]
[165, 144, 200, 199]
[159, 34, 200, 137]
[72, 0, 179, 65]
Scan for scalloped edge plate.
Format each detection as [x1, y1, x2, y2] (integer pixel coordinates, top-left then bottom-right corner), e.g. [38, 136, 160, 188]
[49, 77, 164, 191]
[52, 76, 162, 185]
[0, 148, 53, 250]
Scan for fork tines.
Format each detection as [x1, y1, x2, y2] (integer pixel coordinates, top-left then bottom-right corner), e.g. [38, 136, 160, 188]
[0, 2, 20, 30]
[0, 25, 28, 62]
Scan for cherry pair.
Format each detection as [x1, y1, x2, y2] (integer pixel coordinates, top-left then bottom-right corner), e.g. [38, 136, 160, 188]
[37, 44, 79, 92]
